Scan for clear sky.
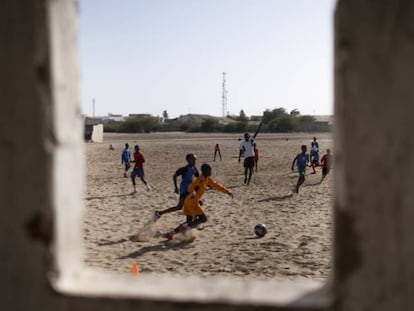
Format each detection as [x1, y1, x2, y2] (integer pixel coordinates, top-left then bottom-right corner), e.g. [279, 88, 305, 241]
[79, 0, 336, 118]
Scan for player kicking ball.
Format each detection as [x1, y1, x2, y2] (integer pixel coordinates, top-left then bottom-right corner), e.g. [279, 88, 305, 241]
[162, 163, 233, 241]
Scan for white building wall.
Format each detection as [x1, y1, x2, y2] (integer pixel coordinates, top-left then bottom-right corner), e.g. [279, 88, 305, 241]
[91, 124, 103, 143]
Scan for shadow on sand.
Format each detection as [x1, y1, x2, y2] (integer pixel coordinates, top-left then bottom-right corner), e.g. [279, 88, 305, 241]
[118, 240, 194, 259]
[258, 193, 294, 202]
[85, 193, 133, 200]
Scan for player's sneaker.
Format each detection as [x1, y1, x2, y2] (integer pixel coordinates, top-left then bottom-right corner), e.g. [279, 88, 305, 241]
[153, 210, 161, 222]
[145, 184, 151, 192]
[163, 232, 173, 241]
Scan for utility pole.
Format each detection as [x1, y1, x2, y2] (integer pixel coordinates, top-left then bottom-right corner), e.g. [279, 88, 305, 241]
[222, 72, 228, 117]
[92, 98, 95, 117]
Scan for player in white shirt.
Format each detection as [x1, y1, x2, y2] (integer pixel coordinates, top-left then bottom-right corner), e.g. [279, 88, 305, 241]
[238, 123, 262, 185]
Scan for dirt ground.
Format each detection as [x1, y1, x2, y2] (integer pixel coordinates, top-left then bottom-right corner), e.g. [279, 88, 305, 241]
[83, 132, 333, 280]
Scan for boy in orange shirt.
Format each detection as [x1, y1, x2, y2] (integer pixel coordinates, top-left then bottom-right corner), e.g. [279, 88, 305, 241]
[163, 163, 233, 240]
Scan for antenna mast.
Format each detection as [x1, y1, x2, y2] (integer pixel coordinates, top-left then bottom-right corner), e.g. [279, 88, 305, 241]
[92, 98, 95, 117]
[222, 72, 228, 117]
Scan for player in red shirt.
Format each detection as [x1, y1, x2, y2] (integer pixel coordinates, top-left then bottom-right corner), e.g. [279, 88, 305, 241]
[131, 145, 150, 193]
[320, 149, 332, 181]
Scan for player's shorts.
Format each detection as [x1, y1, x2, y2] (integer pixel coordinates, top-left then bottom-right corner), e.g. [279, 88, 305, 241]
[186, 214, 208, 227]
[125, 162, 131, 170]
[131, 167, 144, 178]
[322, 167, 330, 176]
[298, 167, 306, 177]
[244, 156, 255, 168]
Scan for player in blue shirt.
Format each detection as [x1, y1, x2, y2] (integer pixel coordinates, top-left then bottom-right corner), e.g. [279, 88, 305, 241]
[154, 153, 199, 220]
[121, 143, 131, 177]
[291, 145, 310, 194]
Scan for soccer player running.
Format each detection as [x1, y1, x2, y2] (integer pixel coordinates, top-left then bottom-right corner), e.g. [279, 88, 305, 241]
[121, 143, 131, 177]
[162, 163, 233, 241]
[130, 145, 150, 193]
[238, 122, 262, 185]
[312, 136, 320, 151]
[310, 141, 320, 174]
[154, 153, 199, 220]
[291, 144, 310, 194]
[320, 149, 332, 181]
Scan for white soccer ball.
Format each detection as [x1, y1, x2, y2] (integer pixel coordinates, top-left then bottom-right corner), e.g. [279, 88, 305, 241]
[254, 224, 267, 237]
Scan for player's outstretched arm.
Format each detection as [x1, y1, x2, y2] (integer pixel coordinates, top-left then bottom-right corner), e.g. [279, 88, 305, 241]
[252, 122, 263, 139]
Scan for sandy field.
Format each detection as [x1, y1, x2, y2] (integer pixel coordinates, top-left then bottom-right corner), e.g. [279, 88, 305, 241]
[83, 132, 333, 281]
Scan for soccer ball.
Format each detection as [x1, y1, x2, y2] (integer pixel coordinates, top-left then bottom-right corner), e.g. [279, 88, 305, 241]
[254, 224, 267, 237]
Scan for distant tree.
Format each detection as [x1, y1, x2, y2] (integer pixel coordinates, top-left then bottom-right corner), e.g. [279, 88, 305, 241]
[118, 116, 160, 133]
[262, 108, 288, 125]
[179, 122, 190, 132]
[277, 115, 297, 131]
[162, 110, 169, 120]
[221, 120, 247, 133]
[296, 115, 316, 127]
[103, 120, 121, 132]
[200, 118, 220, 132]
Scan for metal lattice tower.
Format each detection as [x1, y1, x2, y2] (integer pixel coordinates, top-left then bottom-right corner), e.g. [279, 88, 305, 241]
[222, 72, 228, 117]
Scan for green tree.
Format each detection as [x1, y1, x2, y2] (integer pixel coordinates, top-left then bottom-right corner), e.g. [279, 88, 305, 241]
[103, 121, 121, 132]
[262, 108, 299, 132]
[297, 115, 316, 124]
[262, 108, 288, 124]
[200, 118, 220, 132]
[118, 116, 160, 133]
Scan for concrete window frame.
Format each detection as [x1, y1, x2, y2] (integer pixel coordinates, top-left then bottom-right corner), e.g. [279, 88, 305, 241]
[49, 0, 332, 308]
[11, 0, 414, 310]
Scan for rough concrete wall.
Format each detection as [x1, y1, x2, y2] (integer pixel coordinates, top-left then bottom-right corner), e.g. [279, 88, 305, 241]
[334, 0, 414, 310]
[3, 0, 414, 310]
[0, 0, 329, 310]
[0, 0, 57, 310]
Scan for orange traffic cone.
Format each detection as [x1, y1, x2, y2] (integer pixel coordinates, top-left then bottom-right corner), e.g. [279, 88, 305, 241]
[131, 262, 139, 276]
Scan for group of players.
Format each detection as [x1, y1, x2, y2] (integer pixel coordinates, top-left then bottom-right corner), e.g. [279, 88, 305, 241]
[291, 137, 332, 194]
[118, 129, 332, 241]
